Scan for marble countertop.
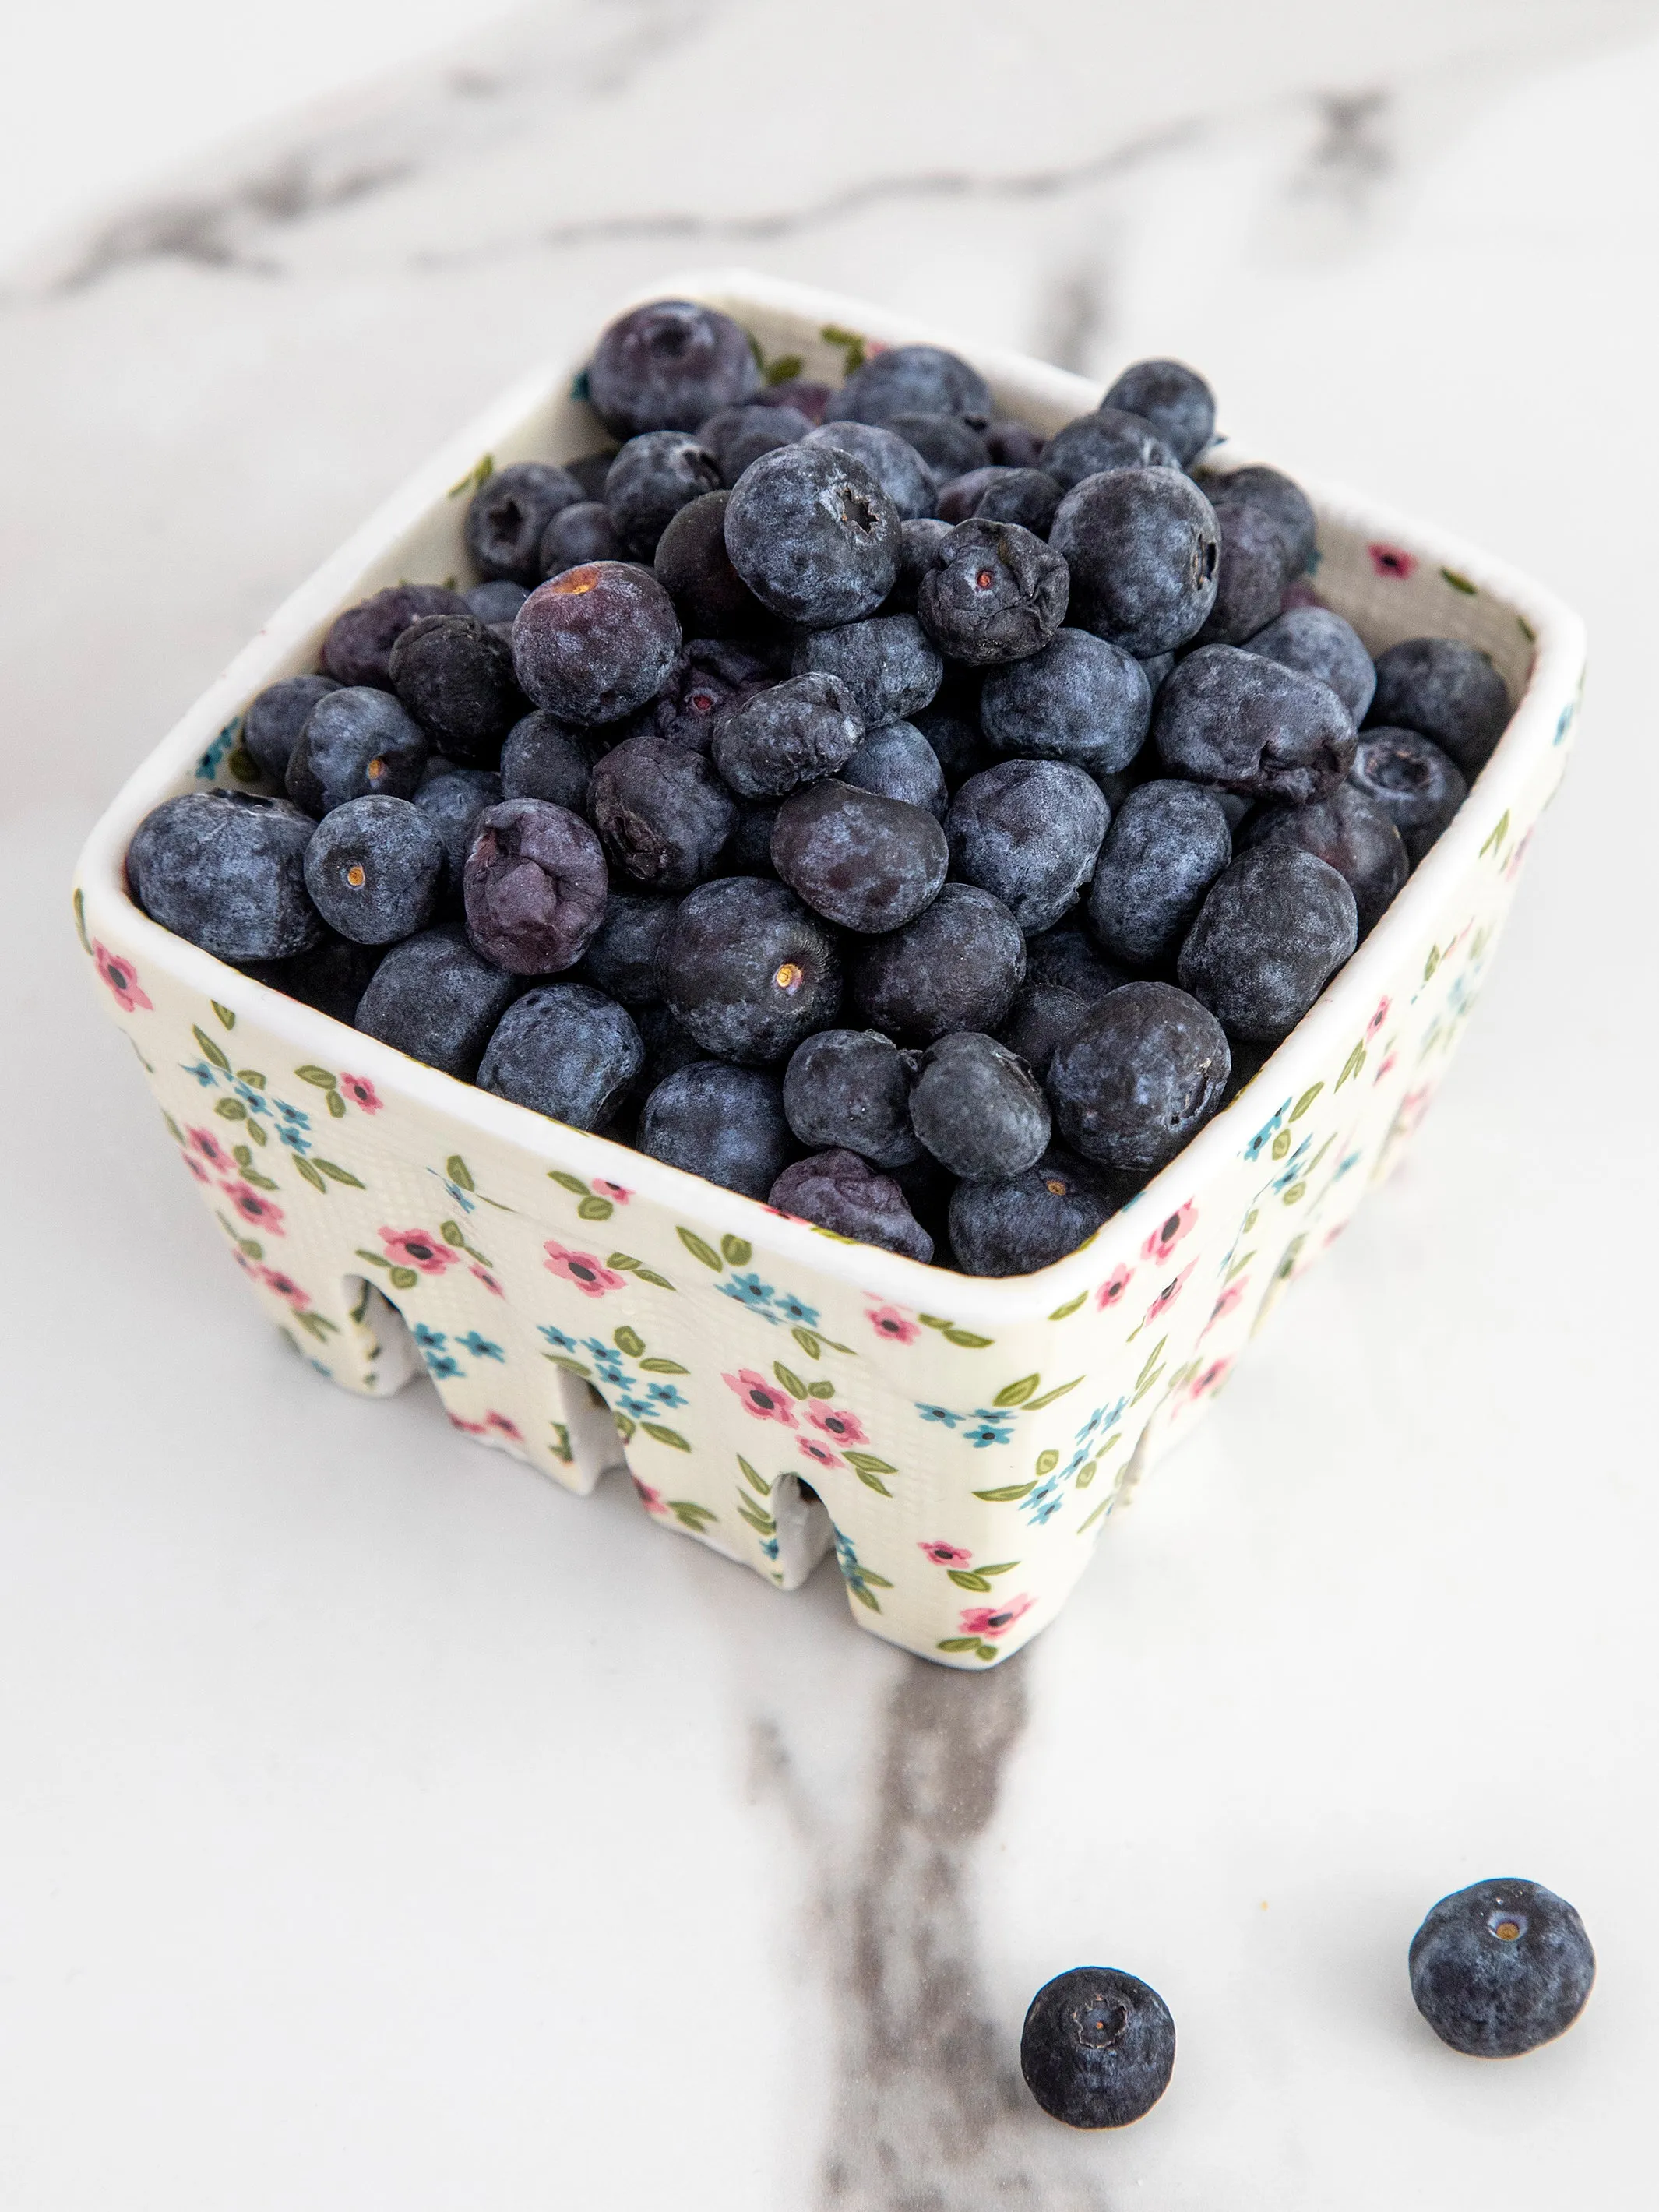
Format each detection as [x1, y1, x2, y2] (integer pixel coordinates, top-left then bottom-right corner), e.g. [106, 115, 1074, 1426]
[3, 3, 1658, 2203]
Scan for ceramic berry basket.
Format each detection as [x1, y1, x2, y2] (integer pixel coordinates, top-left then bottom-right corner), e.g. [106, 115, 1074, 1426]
[73, 271, 1585, 1668]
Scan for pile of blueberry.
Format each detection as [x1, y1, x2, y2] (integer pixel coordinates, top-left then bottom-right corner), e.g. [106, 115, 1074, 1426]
[127, 298, 1513, 1277]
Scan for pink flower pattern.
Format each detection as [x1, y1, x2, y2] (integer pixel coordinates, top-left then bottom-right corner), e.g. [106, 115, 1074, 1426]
[1142, 1202, 1196, 1266]
[222, 1182, 285, 1235]
[866, 1304, 919, 1344]
[798, 1435, 842, 1470]
[920, 1541, 971, 1567]
[339, 1073, 382, 1113]
[1096, 1263, 1135, 1310]
[958, 1594, 1034, 1640]
[94, 942, 152, 1013]
[723, 1368, 798, 1425]
[806, 1402, 867, 1446]
[187, 1126, 232, 1171]
[381, 1227, 456, 1274]
[1140, 1264, 1195, 1327]
[542, 1242, 625, 1297]
[1367, 542, 1417, 579]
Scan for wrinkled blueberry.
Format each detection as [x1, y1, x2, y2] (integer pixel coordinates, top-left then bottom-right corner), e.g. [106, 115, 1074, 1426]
[792, 612, 942, 724]
[980, 628, 1150, 774]
[499, 709, 596, 811]
[995, 980, 1092, 1079]
[770, 1149, 933, 1263]
[463, 797, 608, 973]
[910, 1030, 1050, 1178]
[389, 612, 523, 767]
[1242, 781, 1408, 936]
[1368, 636, 1510, 777]
[1154, 645, 1356, 805]
[467, 461, 585, 583]
[1101, 359, 1216, 467]
[303, 794, 446, 944]
[354, 923, 518, 1079]
[639, 1061, 794, 1199]
[801, 421, 939, 523]
[652, 489, 766, 635]
[782, 1027, 921, 1168]
[773, 780, 948, 934]
[477, 982, 643, 1129]
[604, 431, 721, 559]
[824, 344, 992, 429]
[541, 500, 620, 574]
[1021, 1967, 1176, 2129]
[886, 517, 953, 612]
[936, 466, 1063, 535]
[589, 734, 736, 891]
[984, 418, 1047, 469]
[1351, 727, 1467, 862]
[724, 443, 901, 626]
[660, 876, 842, 1064]
[1048, 980, 1230, 1175]
[1040, 409, 1177, 491]
[884, 411, 992, 487]
[637, 637, 772, 753]
[918, 520, 1069, 667]
[242, 929, 381, 1024]
[1244, 604, 1375, 724]
[950, 1148, 1118, 1276]
[946, 759, 1108, 933]
[841, 720, 948, 819]
[287, 686, 428, 815]
[711, 672, 863, 798]
[1196, 463, 1317, 576]
[244, 674, 340, 783]
[1410, 1879, 1594, 2059]
[320, 583, 467, 689]
[464, 579, 529, 631]
[1193, 501, 1292, 646]
[1024, 922, 1129, 1003]
[851, 882, 1025, 1043]
[1050, 467, 1220, 656]
[587, 299, 760, 438]
[512, 562, 682, 726]
[576, 892, 677, 1005]
[128, 790, 322, 961]
[1088, 779, 1233, 970]
[697, 402, 812, 487]
[1177, 842, 1358, 1041]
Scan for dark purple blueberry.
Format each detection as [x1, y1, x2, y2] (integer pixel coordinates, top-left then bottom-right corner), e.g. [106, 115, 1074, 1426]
[1242, 783, 1407, 936]
[914, 702, 992, 787]
[127, 790, 322, 961]
[946, 759, 1108, 933]
[724, 444, 901, 626]
[1040, 410, 1177, 491]
[1048, 980, 1230, 1175]
[244, 674, 340, 784]
[303, 794, 446, 944]
[639, 1061, 794, 1199]
[652, 489, 766, 635]
[1101, 360, 1216, 467]
[1177, 842, 1358, 1041]
[477, 982, 643, 1129]
[884, 412, 991, 487]
[887, 517, 953, 611]
[824, 345, 992, 430]
[1192, 502, 1292, 646]
[984, 419, 1047, 469]
[851, 882, 1025, 1044]
[937, 467, 1063, 535]
[841, 720, 948, 819]
[723, 798, 781, 875]
[588, 734, 736, 891]
[639, 637, 773, 753]
[242, 930, 380, 1024]
[463, 797, 608, 974]
[782, 1027, 921, 1168]
[979, 628, 1150, 775]
[1024, 923, 1129, 1003]
[1087, 779, 1233, 970]
[772, 780, 949, 934]
[414, 764, 502, 901]
[1409, 1879, 1594, 2059]
[756, 377, 833, 423]
[320, 583, 467, 689]
[635, 1002, 705, 1092]
[603, 431, 721, 559]
[499, 710, 597, 811]
[1021, 1967, 1176, 2129]
[995, 981, 1092, 1080]
[710, 672, 863, 799]
[1350, 727, 1467, 862]
[1244, 605, 1375, 723]
[660, 875, 842, 1064]
[464, 579, 529, 631]
[467, 462, 585, 583]
[586, 298, 760, 438]
[575, 893, 677, 1005]
[1367, 636, 1510, 777]
[512, 562, 681, 727]
[910, 1030, 1050, 1178]
[949, 1148, 1118, 1276]
[541, 501, 620, 575]
[801, 421, 938, 523]
[1154, 645, 1356, 805]
[770, 1149, 933, 1263]
[1051, 467, 1220, 657]
[287, 686, 429, 815]
[1196, 464, 1317, 576]
[697, 402, 812, 486]
[565, 452, 619, 501]
[389, 612, 524, 767]
[791, 612, 942, 724]
[917, 520, 1069, 668]
[354, 922, 518, 1079]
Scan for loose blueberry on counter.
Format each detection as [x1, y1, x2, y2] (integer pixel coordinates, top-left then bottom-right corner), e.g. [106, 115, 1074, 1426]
[541, 500, 620, 574]
[319, 583, 467, 689]
[696, 402, 812, 486]
[588, 734, 737, 892]
[882, 411, 992, 488]
[1350, 726, 1468, 863]
[498, 710, 597, 812]
[1243, 604, 1376, 724]
[769, 1149, 934, 1263]
[586, 298, 760, 438]
[466, 461, 585, 583]
[463, 797, 609, 974]
[840, 720, 949, 819]
[354, 922, 519, 1079]
[1048, 980, 1231, 1175]
[917, 520, 1069, 668]
[772, 780, 949, 935]
[414, 764, 502, 907]
[1020, 1967, 1176, 2129]
[1154, 646, 1357, 805]
[302, 794, 446, 944]
[984, 418, 1047, 470]
[241, 930, 382, 1024]
[127, 790, 324, 962]
[995, 980, 1091, 1080]
[1039, 408, 1178, 490]
[1087, 779, 1234, 970]
[604, 431, 721, 559]
[886, 517, 954, 613]
[979, 628, 1150, 776]
[724, 443, 901, 626]
[575, 892, 678, 1005]
[1367, 636, 1511, 777]
[851, 881, 1026, 1044]
[652, 489, 766, 636]
[642, 638, 773, 753]
[782, 1027, 923, 1168]
[1409, 1879, 1594, 2059]
[659, 875, 843, 1064]
[389, 613, 524, 768]
[950, 1147, 1118, 1276]
[946, 759, 1108, 935]
[823, 343, 993, 430]
[1101, 358, 1216, 467]
[639, 1061, 794, 1199]
[710, 672, 864, 799]
[477, 982, 643, 1129]
[801, 421, 939, 524]
[1242, 781, 1408, 936]
[464, 579, 530, 632]
[244, 674, 340, 784]
[287, 686, 429, 815]
[512, 562, 682, 727]
[936, 466, 1063, 535]
[791, 612, 942, 725]
[1195, 463, 1317, 576]
[1023, 922, 1130, 1003]
[1049, 467, 1220, 657]
[1192, 499, 1292, 646]
[1177, 842, 1358, 1041]
[910, 1031, 1051, 1179]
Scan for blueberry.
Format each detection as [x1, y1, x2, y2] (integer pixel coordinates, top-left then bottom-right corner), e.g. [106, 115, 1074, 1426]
[936, 467, 1063, 535]
[1024, 922, 1129, 1003]
[1020, 1967, 1176, 2129]
[576, 892, 677, 1005]
[244, 675, 340, 784]
[414, 764, 502, 904]
[541, 501, 620, 575]
[303, 794, 446, 944]
[710, 672, 863, 798]
[851, 882, 1025, 1043]
[242, 930, 381, 1024]
[652, 489, 766, 635]
[917, 520, 1069, 668]
[1088, 779, 1233, 969]
[886, 517, 954, 612]
[995, 981, 1092, 1080]
[1192, 501, 1292, 646]
[697, 402, 812, 486]
[724, 444, 901, 626]
[499, 710, 597, 811]
[1368, 636, 1510, 777]
[467, 461, 585, 583]
[1101, 359, 1216, 467]
[464, 579, 530, 631]
[1350, 727, 1467, 863]
[604, 431, 721, 559]
[634, 1059, 791, 1199]
[586, 298, 760, 438]
[984, 419, 1047, 469]
[1177, 842, 1358, 1041]
[791, 613, 942, 724]
[512, 562, 681, 727]
[754, 377, 833, 423]
[1154, 646, 1357, 805]
[723, 798, 782, 875]
[354, 923, 518, 1078]
[1243, 604, 1375, 724]
[1196, 464, 1317, 576]
[769, 1149, 933, 1263]
[389, 612, 524, 767]
[950, 1148, 1118, 1276]
[1050, 467, 1220, 656]
[782, 1027, 922, 1168]
[128, 790, 323, 961]
[801, 421, 939, 523]
[914, 701, 992, 787]
[463, 797, 609, 973]
[639, 637, 773, 753]
[634, 1002, 706, 1093]
[1242, 782, 1407, 935]
[1139, 650, 1175, 696]
[841, 720, 948, 819]
[1040, 409, 1177, 491]
[320, 583, 467, 689]
[979, 628, 1150, 775]
[946, 759, 1108, 933]
[824, 344, 992, 430]
[565, 452, 619, 501]
[287, 686, 429, 815]
[660, 876, 842, 1063]
[1048, 980, 1230, 1175]
[883, 412, 992, 487]
[910, 1030, 1050, 1178]
[1409, 1879, 1594, 2059]
[588, 734, 736, 891]
[477, 982, 643, 1129]
[772, 780, 949, 934]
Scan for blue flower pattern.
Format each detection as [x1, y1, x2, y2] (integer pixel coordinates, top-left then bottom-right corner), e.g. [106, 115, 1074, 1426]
[717, 1272, 821, 1329]
[413, 1321, 504, 1382]
[1023, 1397, 1129, 1524]
[537, 1325, 689, 1423]
[914, 1402, 1016, 1448]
